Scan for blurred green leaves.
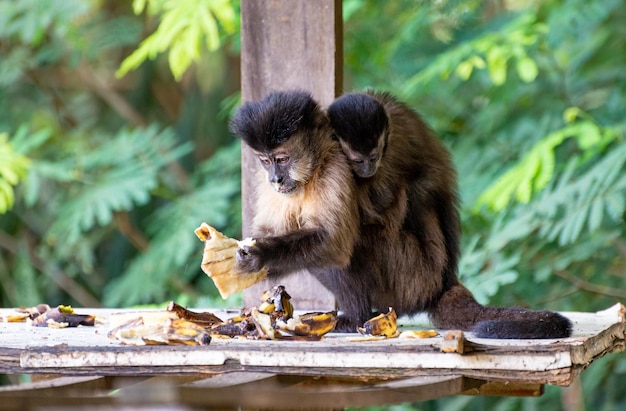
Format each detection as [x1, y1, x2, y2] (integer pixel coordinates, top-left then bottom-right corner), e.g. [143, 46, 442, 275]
[476, 117, 616, 211]
[404, 13, 544, 94]
[0, 133, 30, 213]
[117, 0, 237, 80]
[0, 0, 241, 310]
[46, 125, 193, 247]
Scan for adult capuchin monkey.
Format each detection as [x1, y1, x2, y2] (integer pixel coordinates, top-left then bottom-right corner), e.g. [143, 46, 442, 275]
[228, 90, 360, 285]
[327, 90, 572, 339]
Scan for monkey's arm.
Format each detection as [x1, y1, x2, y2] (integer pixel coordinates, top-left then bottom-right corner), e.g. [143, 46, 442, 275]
[238, 165, 360, 277]
[236, 228, 344, 277]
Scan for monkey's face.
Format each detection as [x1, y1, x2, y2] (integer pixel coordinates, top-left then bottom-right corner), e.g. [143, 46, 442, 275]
[341, 136, 385, 179]
[255, 143, 312, 195]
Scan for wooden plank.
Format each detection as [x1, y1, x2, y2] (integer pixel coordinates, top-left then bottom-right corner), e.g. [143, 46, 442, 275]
[21, 347, 226, 369]
[239, 0, 342, 310]
[0, 376, 109, 394]
[184, 371, 276, 388]
[0, 374, 480, 409]
[178, 374, 480, 409]
[239, 0, 342, 105]
[0, 304, 622, 388]
[463, 380, 544, 397]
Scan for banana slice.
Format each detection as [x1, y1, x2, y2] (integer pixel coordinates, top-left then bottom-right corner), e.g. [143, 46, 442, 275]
[194, 222, 268, 299]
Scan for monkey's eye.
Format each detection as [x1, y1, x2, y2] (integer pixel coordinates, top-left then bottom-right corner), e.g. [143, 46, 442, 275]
[275, 156, 289, 164]
[258, 156, 271, 166]
[353, 159, 365, 164]
[369, 155, 378, 162]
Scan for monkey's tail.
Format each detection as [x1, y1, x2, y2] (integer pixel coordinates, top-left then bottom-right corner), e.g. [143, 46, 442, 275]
[428, 284, 572, 339]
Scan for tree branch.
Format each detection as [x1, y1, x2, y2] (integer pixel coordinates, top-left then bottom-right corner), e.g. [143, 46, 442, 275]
[76, 64, 147, 127]
[114, 212, 150, 252]
[553, 269, 626, 300]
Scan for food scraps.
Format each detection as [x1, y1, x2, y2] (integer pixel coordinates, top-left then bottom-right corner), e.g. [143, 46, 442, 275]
[194, 222, 268, 299]
[1, 304, 96, 328]
[107, 285, 338, 345]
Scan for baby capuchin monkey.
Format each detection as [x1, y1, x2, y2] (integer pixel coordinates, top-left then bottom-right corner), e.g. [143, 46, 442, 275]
[228, 90, 360, 283]
[328, 91, 572, 339]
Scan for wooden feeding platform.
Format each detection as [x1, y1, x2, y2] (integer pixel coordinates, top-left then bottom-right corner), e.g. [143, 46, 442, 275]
[0, 303, 623, 410]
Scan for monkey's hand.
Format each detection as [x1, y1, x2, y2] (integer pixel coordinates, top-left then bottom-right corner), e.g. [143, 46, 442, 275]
[235, 239, 266, 273]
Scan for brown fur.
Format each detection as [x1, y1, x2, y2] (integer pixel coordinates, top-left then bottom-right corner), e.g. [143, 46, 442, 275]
[328, 91, 572, 338]
[230, 91, 360, 279]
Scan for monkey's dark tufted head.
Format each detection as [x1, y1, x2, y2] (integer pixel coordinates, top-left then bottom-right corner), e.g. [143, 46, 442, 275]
[230, 90, 322, 152]
[328, 93, 388, 155]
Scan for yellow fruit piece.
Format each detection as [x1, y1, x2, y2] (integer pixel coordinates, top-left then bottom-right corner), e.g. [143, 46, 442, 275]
[299, 312, 337, 336]
[278, 311, 337, 337]
[58, 305, 75, 314]
[357, 307, 398, 338]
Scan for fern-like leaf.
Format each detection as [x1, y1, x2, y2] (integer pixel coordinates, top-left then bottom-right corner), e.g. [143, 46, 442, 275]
[0, 132, 30, 213]
[47, 126, 191, 246]
[116, 0, 237, 80]
[537, 142, 626, 245]
[104, 142, 241, 307]
[476, 121, 615, 211]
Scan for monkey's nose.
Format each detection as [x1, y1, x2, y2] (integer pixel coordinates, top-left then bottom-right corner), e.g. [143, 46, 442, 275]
[270, 175, 284, 185]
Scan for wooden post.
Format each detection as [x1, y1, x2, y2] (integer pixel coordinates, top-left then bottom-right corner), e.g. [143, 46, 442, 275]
[240, 0, 343, 309]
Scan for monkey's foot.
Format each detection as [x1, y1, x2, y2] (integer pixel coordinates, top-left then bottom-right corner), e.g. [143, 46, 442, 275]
[333, 315, 362, 333]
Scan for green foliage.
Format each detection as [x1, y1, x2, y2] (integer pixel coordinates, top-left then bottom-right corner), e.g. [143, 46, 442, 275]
[0, 0, 241, 311]
[45, 125, 193, 248]
[476, 117, 616, 211]
[536, 142, 626, 246]
[104, 141, 241, 307]
[404, 13, 545, 94]
[117, 0, 238, 80]
[0, 132, 30, 213]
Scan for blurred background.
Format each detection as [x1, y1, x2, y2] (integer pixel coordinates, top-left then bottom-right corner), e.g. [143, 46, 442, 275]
[0, 0, 624, 409]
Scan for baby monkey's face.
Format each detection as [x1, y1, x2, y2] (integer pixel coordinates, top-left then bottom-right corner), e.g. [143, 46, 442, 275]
[340, 132, 386, 179]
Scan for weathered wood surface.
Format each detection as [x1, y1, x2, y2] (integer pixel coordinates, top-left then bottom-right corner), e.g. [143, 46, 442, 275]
[239, 0, 343, 310]
[0, 373, 490, 410]
[0, 304, 623, 389]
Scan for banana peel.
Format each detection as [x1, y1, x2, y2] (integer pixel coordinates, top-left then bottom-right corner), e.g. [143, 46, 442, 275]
[250, 307, 276, 340]
[259, 285, 294, 320]
[357, 307, 399, 338]
[106, 285, 335, 343]
[31, 305, 96, 328]
[194, 222, 268, 299]
[167, 301, 223, 326]
[276, 311, 337, 338]
[108, 317, 211, 346]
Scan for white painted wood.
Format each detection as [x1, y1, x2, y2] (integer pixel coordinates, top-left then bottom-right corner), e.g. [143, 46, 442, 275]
[0, 303, 623, 387]
[21, 349, 227, 368]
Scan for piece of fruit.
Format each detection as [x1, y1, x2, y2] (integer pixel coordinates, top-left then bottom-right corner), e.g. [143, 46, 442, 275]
[259, 285, 294, 319]
[277, 311, 337, 337]
[194, 222, 268, 299]
[166, 301, 223, 326]
[399, 329, 439, 339]
[108, 317, 211, 346]
[357, 307, 398, 338]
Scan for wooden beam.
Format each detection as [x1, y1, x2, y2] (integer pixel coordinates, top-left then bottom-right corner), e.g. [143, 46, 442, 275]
[239, 0, 343, 309]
